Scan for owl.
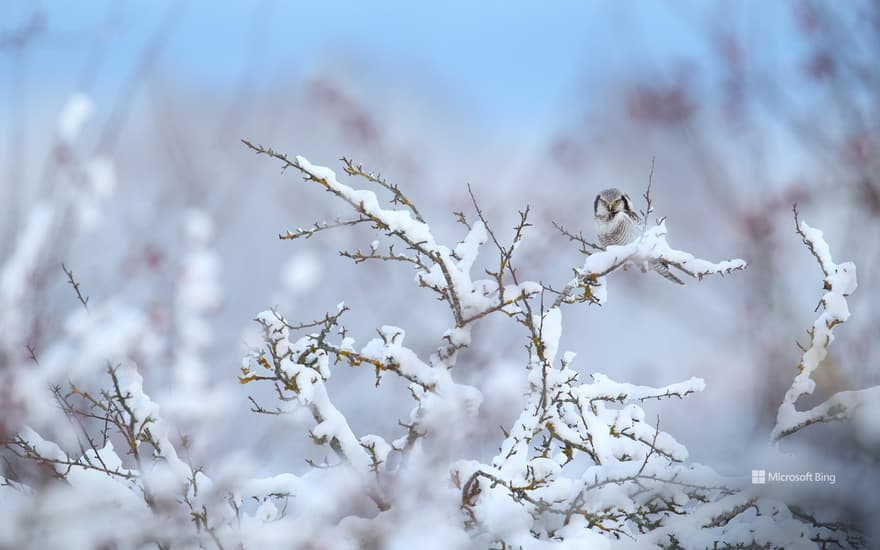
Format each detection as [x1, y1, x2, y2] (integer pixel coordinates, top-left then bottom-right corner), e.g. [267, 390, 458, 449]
[594, 188, 684, 285]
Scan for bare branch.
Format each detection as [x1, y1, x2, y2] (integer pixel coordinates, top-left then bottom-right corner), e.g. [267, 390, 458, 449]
[62, 263, 90, 311]
[552, 221, 603, 256]
[25, 343, 39, 365]
[279, 216, 373, 240]
[640, 156, 655, 230]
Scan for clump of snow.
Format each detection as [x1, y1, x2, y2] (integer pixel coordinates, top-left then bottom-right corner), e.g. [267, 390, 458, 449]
[84, 157, 116, 198]
[57, 93, 94, 143]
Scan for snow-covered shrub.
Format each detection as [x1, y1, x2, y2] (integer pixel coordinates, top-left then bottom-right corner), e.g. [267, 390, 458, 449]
[235, 145, 861, 549]
[1, 140, 867, 548]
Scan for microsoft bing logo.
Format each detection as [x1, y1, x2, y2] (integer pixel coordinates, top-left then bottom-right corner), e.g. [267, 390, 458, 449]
[749, 469, 836, 485]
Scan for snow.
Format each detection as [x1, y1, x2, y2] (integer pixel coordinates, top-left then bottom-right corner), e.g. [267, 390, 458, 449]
[558, 219, 746, 307]
[636, 222, 747, 276]
[0, 203, 54, 350]
[84, 157, 116, 198]
[255, 499, 279, 522]
[360, 434, 392, 465]
[361, 327, 441, 387]
[57, 93, 94, 143]
[162, 210, 231, 434]
[256, 309, 289, 335]
[772, 217, 869, 443]
[539, 307, 562, 364]
[185, 209, 214, 242]
[478, 485, 534, 539]
[582, 373, 706, 402]
[281, 251, 323, 295]
[442, 326, 472, 347]
[240, 473, 300, 500]
[296, 156, 438, 248]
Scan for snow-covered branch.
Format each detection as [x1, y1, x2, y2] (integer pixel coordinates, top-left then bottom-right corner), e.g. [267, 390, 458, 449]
[553, 221, 747, 307]
[243, 140, 538, 331]
[162, 210, 231, 436]
[771, 207, 873, 442]
[243, 308, 380, 479]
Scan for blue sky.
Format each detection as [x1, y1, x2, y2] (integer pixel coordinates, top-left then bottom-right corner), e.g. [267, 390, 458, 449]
[2, 1, 795, 133]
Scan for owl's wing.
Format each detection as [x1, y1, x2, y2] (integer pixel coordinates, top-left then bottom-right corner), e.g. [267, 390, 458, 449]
[626, 210, 643, 226]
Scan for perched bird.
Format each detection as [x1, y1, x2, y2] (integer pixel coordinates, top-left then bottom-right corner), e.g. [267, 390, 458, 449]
[594, 188, 684, 285]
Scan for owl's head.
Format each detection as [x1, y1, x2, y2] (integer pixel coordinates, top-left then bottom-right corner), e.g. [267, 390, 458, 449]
[594, 188, 633, 220]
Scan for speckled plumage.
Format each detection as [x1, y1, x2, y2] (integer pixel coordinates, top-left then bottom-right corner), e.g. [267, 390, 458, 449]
[594, 189, 641, 248]
[594, 188, 684, 285]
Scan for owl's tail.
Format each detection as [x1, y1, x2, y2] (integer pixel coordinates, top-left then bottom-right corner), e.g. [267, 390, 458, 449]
[650, 260, 685, 285]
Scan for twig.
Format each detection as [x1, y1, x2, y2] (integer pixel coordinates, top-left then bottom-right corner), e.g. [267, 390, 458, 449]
[341, 157, 425, 223]
[25, 343, 39, 365]
[792, 203, 828, 278]
[640, 156, 655, 230]
[552, 221, 603, 255]
[636, 415, 660, 477]
[0, 13, 45, 50]
[62, 263, 90, 311]
[279, 216, 373, 240]
[242, 140, 467, 327]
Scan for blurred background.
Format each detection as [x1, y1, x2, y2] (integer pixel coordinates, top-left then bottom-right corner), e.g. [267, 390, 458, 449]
[2, 0, 878, 536]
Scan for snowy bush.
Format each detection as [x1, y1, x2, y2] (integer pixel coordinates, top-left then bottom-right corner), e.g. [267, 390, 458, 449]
[0, 140, 869, 548]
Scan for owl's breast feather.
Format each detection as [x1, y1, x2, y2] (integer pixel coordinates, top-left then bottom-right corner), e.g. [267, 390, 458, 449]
[598, 213, 640, 247]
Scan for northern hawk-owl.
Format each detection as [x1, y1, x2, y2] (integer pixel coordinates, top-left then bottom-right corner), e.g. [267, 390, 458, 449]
[594, 188, 684, 285]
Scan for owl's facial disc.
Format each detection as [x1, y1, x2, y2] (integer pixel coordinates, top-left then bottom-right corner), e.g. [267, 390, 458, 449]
[609, 198, 622, 213]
